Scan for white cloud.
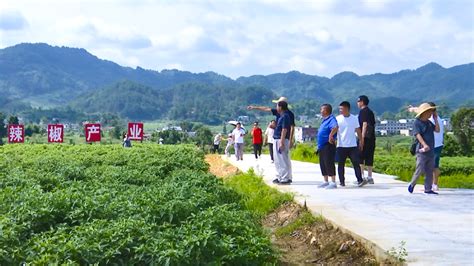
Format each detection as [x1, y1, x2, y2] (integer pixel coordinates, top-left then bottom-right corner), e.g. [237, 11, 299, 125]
[0, 0, 472, 78]
[287, 55, 326, 73]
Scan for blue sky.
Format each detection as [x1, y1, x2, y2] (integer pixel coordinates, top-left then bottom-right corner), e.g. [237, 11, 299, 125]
[0, 0, 472, 78]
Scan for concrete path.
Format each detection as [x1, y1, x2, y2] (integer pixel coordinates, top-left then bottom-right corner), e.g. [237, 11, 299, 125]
[224, 154, 474, 265]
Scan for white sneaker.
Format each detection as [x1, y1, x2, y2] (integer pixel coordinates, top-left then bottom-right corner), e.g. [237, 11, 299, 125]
[367, 177, 374, 184]
[318, 182, 329, 188]
[432, 184, 439, 191]
[326, 182, 337, 189]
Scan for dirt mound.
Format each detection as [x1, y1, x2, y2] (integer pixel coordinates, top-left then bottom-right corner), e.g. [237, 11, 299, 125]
[205, 154, 241, 178]
[264, 202, 378, 265]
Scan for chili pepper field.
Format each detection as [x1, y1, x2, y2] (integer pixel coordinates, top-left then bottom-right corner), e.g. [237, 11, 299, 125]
[0, 144, 276, 265]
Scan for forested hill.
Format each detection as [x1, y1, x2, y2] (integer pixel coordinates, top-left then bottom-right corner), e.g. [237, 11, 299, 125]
[0, 43, 472, 123]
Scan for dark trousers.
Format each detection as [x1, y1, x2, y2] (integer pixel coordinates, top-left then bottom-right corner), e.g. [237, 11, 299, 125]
[337, 147, 363, 184]
[213, 144, 219, 154]
[253, 143, 262, 158]
[268, 143, 274, 161]
[319, 143, 336, 176]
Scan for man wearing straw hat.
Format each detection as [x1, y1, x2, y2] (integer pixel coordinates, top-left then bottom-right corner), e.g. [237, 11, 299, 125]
[408, 103, 440, 195]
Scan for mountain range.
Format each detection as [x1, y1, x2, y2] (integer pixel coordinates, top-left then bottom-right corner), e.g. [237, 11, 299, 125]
[0, 43, 472, 124]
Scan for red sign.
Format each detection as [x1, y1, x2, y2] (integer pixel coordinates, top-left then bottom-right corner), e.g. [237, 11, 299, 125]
[84, 123, 101, 142]
[8, 124, 24, 143]
[128, 122, 144, 141]
[48, 124, 64, 143]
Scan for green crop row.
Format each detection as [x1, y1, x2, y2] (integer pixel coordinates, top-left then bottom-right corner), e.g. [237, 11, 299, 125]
[0, 144, 277, 265]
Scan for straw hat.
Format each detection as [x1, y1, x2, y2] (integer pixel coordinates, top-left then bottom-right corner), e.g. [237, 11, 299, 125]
[416, 103, 436, 118]
[272, 96, 288, 103]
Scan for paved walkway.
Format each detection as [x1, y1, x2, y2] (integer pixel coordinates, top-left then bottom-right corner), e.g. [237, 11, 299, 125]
[224, 154, 474, 265]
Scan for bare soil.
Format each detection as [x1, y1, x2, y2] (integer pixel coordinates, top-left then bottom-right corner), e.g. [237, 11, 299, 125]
[206, 155, 378, 265]
[264, 202, 378, 265]
[205, 154, 241, 178]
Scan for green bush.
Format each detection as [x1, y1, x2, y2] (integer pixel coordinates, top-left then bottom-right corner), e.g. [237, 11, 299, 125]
[0, 144, 277, 265]
[291, 144, 319, 163]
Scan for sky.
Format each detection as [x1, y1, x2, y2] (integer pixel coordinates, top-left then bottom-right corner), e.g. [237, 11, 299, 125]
[0, 0, 473, 78]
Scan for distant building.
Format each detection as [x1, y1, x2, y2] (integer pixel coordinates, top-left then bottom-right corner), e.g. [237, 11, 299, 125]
[161, 126, 183, 131]
[376, 118, 452, 136]
[376, 119, 415, 136]
[442, 118, 452, 131]
[295, 126, 318, 143]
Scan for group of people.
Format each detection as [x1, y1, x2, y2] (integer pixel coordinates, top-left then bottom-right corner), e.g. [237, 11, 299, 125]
[316, 96, 376, 189]
[214, 95, 445, 195]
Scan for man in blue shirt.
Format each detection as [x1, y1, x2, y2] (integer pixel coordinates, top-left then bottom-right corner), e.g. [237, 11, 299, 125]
[247, 96, 296, 147]
[271, 101, 293, 184]
[316, 104, 339, 189]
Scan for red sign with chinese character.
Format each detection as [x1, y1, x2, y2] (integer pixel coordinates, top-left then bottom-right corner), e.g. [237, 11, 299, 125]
[48, 124, 64, 143]
[8, 124, 24, 143]
[128, 122, 144, 141]
[84, 123, 101, 142]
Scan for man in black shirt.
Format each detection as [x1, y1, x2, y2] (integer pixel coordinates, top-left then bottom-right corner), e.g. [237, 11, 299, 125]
[357, 95, 376, 184]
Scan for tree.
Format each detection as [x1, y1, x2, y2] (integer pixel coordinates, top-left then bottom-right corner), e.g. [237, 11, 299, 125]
[442, 134, 463, 157]
[451, 107, 474, 156]
[0, 112, 5, 145]
[179, 121, 194, 132]
[194, 126, 213, 150]
[109, 126, 123, 140]
[8, 115, 19, 125]
[25, 124, 41, 137]
[158, 129, 188, 144]
[381, 111, 395, 120]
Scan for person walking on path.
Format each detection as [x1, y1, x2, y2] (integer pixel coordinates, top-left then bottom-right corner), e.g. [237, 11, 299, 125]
[408, 102, 444, 191]
[251, 122, 263, 160]
[357, 95, 376, 184]
[408, 103, 440, 195]
[264, 120, 276, 163]
[213, 133, 222, 154]
[271, 101, 293, 185]
[428, 102, 444, 191]
[225, 133, 234, 157]
[336, 101, 367, 187]
[232, 122, 246, 161]
[317, 104, 339, 189]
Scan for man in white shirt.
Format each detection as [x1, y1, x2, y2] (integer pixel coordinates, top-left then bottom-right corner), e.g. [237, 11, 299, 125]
[264, 120, 276, 163]
[232, 122, 246, 161]
[429, 102, 444, 191]
[213, 133, 222, 154]
[336, 101, 367, 187]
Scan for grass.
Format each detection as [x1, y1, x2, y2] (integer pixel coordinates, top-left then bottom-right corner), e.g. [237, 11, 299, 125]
[224, 169, 293, 217]
[275, 211, 324, 237]
[291, 143, 319, 163]
[223, 168, 324, 239]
